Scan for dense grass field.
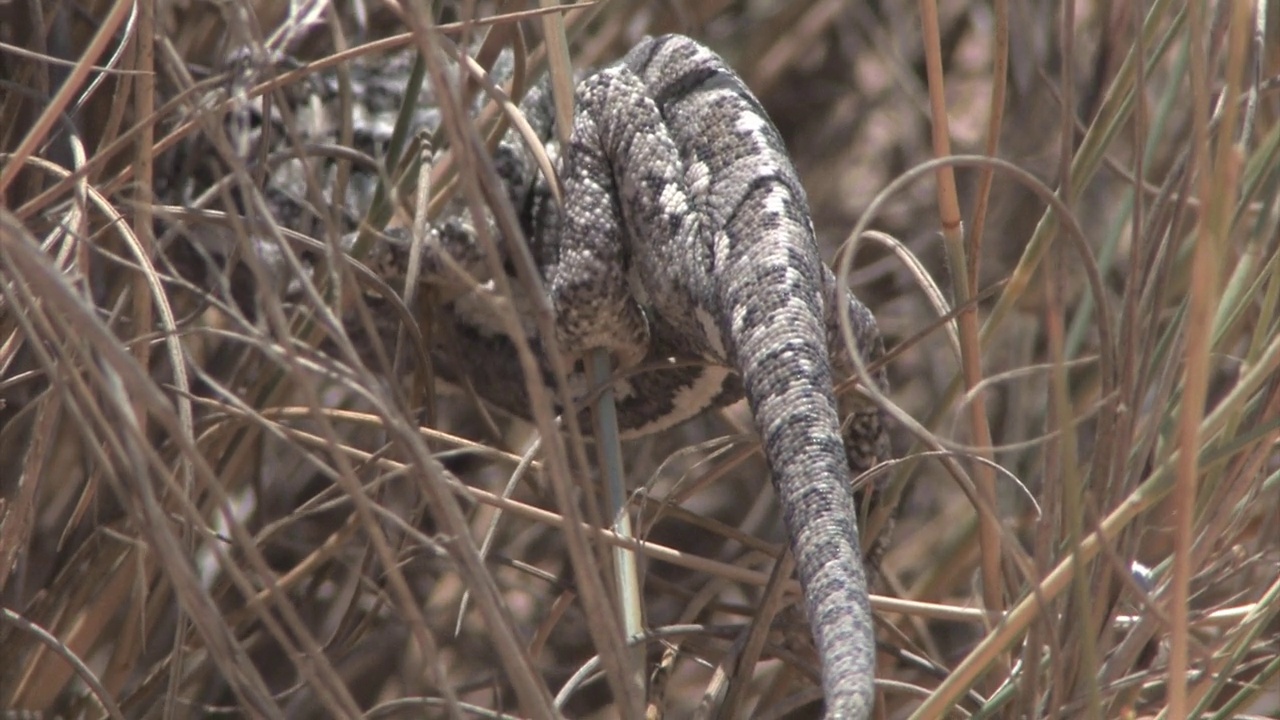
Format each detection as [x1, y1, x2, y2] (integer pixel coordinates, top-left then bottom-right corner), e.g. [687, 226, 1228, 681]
[1, 1, 1277, 717]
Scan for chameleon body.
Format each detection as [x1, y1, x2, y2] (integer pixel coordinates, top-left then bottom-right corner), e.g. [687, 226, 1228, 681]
[184, 32, 888, 719]
[383, 35, 889, 718]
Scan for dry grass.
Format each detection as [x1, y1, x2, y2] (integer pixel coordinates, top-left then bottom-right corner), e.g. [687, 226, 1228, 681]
[1, 1, 1278, 718]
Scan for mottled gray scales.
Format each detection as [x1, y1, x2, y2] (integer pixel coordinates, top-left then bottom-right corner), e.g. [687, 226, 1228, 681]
[202, 33, 890, 718]
[423, 35, 885, 718]
[432, 35, 886, 719]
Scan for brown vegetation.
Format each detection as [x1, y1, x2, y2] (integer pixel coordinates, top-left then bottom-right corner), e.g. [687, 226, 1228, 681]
[1, 1, 1277, 718]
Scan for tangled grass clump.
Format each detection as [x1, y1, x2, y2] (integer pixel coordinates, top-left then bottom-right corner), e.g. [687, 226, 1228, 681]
[0, 1, 1277, 718]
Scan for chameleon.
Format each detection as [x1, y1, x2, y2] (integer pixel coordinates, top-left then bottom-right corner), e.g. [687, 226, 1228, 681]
[177, 32, 889, 719]
[374, 34, 890, 718]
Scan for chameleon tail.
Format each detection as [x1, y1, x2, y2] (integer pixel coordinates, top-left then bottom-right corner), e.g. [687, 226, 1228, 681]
[718, 219, 877, 720]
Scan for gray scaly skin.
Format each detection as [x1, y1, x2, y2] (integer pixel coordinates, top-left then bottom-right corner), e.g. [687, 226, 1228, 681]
[374, 35, 889, 718]
[183, 33, 888, 718]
